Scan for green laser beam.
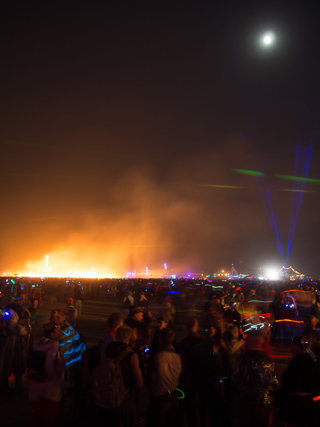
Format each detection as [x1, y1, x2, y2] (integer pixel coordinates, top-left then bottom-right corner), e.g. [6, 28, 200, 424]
[275, 174, 320, 184]
[199, 184, 243, 189]
[232, 169, 265, 177]
[233, 169, 320, 185]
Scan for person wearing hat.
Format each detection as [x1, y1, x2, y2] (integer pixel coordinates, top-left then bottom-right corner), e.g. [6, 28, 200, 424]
[124, 307, 144, 330]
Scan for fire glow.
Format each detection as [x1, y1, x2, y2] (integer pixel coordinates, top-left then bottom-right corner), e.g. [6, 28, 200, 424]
[12, 253, 171, 279]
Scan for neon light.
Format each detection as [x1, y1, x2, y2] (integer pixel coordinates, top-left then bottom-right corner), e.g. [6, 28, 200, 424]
[65, 354, 82, 367]
[239, 329, 247, 339]
[59, 331, 80, 346]
[63, 342, 86, 355]
[283, 289, 311, 293]
[242, 323, 266, 333]
[248, 300, 272, 303]
[275, 319, 304, 324]
[260, 313, 271, 319]
[313, 396, 320, 401]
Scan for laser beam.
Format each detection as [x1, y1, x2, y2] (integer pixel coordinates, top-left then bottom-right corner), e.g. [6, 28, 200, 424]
[233, 169, 265, 177]
[275, 174, 320, 184]
[198, 184, 243, 189]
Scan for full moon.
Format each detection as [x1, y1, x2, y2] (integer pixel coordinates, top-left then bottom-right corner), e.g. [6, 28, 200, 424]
[262, 32, 275, 46]
[264, 35, 272, 44]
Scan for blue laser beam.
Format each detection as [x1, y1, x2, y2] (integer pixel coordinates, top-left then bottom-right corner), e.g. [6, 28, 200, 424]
[286, 142, 313, 266]
[239, 133, 284, 264]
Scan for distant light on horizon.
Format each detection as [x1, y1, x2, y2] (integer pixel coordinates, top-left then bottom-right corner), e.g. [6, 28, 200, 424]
[265, 267, 280, 281]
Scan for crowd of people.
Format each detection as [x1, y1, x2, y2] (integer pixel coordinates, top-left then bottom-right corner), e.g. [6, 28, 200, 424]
[1, 279, 320, 426]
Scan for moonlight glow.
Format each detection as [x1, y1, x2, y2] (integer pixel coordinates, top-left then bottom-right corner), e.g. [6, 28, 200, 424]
[261, 32, 275, 47]
[264, 35, 272, 44]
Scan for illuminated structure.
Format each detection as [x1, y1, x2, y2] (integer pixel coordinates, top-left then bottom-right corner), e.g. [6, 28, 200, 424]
[279, 266, 304, 280]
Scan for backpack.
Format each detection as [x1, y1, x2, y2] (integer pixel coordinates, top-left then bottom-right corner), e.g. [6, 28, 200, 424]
[91, 347, 133, 409]
[26, 350, 47, 382]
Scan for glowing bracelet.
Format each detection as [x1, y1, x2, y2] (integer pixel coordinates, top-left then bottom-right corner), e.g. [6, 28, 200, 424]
[168, 388, 185, 399]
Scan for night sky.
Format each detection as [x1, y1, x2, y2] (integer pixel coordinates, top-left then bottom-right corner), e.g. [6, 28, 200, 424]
[1, 1, 320, 278]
